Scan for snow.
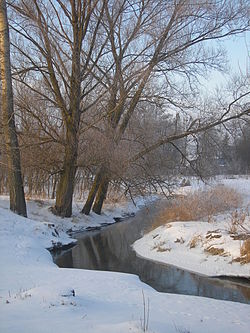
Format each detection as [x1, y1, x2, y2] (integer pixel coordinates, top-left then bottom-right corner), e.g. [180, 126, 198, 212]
[0, 194, 156, 235]
[0, 180, 250, 333]
[134, 176, 250, 277]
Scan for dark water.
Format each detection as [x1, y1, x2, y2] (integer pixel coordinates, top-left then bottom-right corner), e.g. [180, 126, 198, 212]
[53, 201, 250, 304]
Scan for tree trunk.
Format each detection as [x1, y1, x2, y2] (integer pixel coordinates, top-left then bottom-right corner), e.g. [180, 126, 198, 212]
[81, 167, 105, 215]
[53, 126, 78, 217]
[0, 0, 27, 217]
[51, 174, 57, 200]
[92, 178, 109, 215]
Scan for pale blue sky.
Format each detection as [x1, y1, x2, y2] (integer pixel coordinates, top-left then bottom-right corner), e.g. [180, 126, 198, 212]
[227, 32, 249, 71]
[202, 31, 249, 92]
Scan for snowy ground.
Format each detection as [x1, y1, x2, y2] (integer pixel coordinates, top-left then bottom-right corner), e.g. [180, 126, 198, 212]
[0, 179, 250, 333]
[134, 177, 250, 277]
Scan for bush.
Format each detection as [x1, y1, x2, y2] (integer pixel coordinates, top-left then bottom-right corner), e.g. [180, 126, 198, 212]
[240, 239, 250, 264]
[153, 185, 242, 228]
[228, 209, 249, 234]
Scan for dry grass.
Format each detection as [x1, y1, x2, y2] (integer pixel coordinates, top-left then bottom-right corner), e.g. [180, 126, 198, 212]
[153, 185, 242, 229]
[189, 234, 202, 249]
[152, 241, 171, 252]
[156, 246, 171, 252]
[206, 231, 222, 240]
[105, 189, 126, 204]
[228, 209, 249, 234]
[232, 238, 250, 264]
[174, 237, 185, 244]
[204, 246, 227, 256]
[240, 238, 250, 264]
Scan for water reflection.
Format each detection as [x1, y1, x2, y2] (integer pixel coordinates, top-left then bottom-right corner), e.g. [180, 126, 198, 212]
[55, 202, 250, 304]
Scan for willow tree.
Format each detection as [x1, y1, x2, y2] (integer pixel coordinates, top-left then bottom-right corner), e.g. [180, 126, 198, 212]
[82, 0, 250, 215]
[0, 0, 27, 217]
[11, 0, 106, 217]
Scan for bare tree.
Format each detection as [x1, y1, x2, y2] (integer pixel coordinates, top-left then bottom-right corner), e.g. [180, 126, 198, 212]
[82, 0, 250, 214]
[0, 0, 27, 216]
[11, 0, 106, 216]
[236, 121, 250, 173]
[8, 0, 249, 217]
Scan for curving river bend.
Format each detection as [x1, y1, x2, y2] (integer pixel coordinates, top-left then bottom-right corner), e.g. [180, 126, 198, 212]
[53, 201, 250, 304]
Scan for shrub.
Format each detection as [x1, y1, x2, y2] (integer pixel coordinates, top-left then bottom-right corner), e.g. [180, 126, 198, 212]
[228, 209, 249, 234]
[204, 246, 226, 256]
[153, 185, 242, 228]
[240, 238, 250, 264]
[189, 234, 202, 248]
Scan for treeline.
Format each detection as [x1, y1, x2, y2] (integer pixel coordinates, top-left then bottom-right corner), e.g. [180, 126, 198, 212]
[0, 0, 249, 217]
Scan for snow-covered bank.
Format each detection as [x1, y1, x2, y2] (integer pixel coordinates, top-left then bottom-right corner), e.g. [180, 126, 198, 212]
[134, 177, 250, 277]
[134, 219, 250, 277]
[0, 194, 155, 235]
[0, 187, 250, 333]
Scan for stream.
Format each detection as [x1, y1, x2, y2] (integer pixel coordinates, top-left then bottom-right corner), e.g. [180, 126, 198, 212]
[53, 201, 250, 304]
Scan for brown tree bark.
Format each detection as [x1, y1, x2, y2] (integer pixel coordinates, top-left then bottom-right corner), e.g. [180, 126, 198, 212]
[0, 0, 27, 217]
[82, 0, 249, 215]
[81, 166, 105, 215]
[11, 0, 106, 217]
[82, 1, 171, 215]
[92, 177, 109, 215]
[53, 125, 78, 217]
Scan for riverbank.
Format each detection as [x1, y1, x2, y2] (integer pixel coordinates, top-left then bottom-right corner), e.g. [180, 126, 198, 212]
[133, 177, 250, 277]
[0, 185, 250, 333]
